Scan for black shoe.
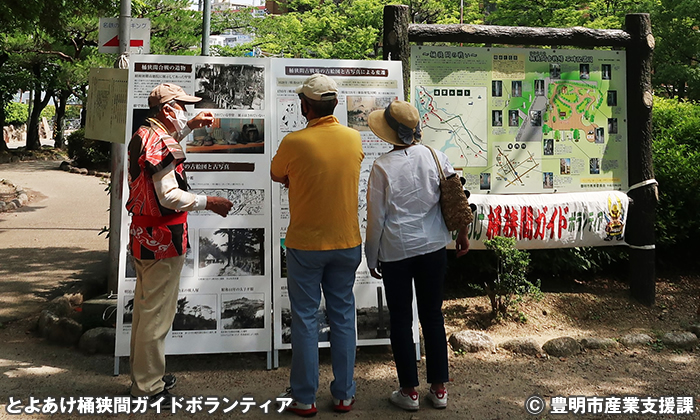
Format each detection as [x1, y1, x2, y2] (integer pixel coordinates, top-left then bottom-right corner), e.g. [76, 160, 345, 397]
[130, 389, 174, 410]
[147, 389, 173, 409]
[163, 373, 177, 390]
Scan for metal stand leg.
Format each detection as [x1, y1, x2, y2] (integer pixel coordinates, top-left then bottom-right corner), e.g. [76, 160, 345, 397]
[114, 356, 120, 376]
[273, 350, 279, 369]
[415, 343, 421, 362]
[267, 351, 272, 370]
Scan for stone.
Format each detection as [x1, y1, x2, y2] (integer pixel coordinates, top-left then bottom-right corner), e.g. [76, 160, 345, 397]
[78, 168, 89, 175]
[500, 337, 543, 356]
[59, 161, 72, 171]
[79, 327, 116, 354]
[542, 337, 581, 357]
[449, 330, 496, 353]
[579, 337, 619, 350]
[661, 332, 698, 350]
[688, 324, 700, 337]
[37, 310, 60, 339]
[48, 317, 83, 346]
[69, 167, 81, 174]
[5, 201, 17, 211]
[46, 296, 73, 318]
[620, 333, 653, 348]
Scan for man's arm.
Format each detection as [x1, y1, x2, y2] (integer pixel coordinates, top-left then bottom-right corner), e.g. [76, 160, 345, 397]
[270, 170, 289, 188]
[153, 164, 233, 217]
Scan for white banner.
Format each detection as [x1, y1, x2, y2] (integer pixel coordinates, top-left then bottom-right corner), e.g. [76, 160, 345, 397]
[461, 191, 629, 250]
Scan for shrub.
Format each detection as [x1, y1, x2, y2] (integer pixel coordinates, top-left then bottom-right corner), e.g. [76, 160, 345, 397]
[66, 128, 111, 169]
[651, 97, 700, 265]
[483, 236, 541, 317]
[4, 102, 28, 126]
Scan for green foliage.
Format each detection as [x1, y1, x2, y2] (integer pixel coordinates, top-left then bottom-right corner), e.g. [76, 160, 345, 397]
[483, 236, 541, 317]
[66, 128, 111, 169]
[529, 247, 627, 277]
[4, 102, 28, 126]
[651, 96, 700, 262]
[133, 0, 202, 54]
[41, 105, 55, 120]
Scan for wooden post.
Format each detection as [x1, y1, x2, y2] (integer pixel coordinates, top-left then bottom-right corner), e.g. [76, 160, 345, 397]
[625, 14, 656, 306]
[383, 5, 410, 100]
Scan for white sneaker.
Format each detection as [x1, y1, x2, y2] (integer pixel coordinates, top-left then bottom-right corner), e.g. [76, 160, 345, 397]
[389, 389, 419, 411]
[427, 387, 448, 409]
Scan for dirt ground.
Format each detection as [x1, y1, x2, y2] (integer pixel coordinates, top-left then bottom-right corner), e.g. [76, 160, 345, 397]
[1, 272, 698, 420]
[1, 156, 698, 419]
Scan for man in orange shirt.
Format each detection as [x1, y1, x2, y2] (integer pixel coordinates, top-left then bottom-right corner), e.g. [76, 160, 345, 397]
[271, 74, 364, 416]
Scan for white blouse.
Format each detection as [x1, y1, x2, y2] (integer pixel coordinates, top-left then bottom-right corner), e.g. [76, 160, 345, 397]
[364, 145, 455, 269]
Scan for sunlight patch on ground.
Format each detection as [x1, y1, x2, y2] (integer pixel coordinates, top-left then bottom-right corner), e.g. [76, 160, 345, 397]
[4, 365, 66, 378]
[0, 358, 31, 368]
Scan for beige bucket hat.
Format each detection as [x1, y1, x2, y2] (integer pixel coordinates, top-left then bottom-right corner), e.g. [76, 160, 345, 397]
[367, 100, 422, 146]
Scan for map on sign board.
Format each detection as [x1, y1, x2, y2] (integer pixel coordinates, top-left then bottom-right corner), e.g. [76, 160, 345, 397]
[415, 85, 488, 168]
[411, 46, 628, 194]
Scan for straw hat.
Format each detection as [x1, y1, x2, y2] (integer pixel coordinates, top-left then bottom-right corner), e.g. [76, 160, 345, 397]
[367, 100, 422, 146]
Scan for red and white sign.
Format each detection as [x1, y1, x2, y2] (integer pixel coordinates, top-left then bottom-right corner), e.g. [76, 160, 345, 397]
[98, 18, 151, 54]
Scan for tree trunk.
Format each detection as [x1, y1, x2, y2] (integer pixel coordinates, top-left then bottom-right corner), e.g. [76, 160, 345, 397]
[54, 89, 70, 149]
[26, 63, 52, 151]
[0, 52, 9, 152]
[0, 104, 9, 153]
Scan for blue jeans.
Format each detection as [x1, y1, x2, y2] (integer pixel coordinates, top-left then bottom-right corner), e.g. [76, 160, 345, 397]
[381, 247, 449, 388]
[286, 246, 361, 404]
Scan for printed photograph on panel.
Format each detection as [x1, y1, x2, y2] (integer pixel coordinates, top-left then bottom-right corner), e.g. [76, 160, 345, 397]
[608, 118, 618, 134]
[560, 158, 571, 175]
[125, 253, 136, 278]
[590, 158, 600, 174]
[550, 63, 561, 79]
[172, 294, 217, 331]
[602, 64, 612, 80]
[280, 237, 287, 279]
[198, 228, 265, 277]
[280, 298, 330, 344]
[221, 293, 265, 329]
[346, 96, 397, 131]
[492, 110, 502, 127]
[543, 172, 554, 189]
[123, 296, 134, 324]
[190, 189, 265, 216]
[508, 110, 519, 127]
[580, 64, 590, 80]
[492, 80, 503, 97]
[356, 286, 390, 340]
[480, 172, 491, 190]
[543, 138, 554, 156]
[187, 118, 264, 154]
[512, 80, 522, 97]
[194, 63, 265, 110]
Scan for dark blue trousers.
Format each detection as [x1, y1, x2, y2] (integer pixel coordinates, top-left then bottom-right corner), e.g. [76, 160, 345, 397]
[381, 247, 449, 388]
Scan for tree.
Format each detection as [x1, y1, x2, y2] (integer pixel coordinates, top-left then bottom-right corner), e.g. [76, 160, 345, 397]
[132, 0, 202, 54]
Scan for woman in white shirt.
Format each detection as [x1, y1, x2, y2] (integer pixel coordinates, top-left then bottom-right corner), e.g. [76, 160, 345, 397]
[365, 100, 470, 412]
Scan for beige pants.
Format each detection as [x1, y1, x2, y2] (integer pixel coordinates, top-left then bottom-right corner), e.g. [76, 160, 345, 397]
[129, 255, 184, 397]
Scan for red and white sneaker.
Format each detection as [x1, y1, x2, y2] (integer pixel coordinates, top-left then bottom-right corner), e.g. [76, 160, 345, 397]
[332, 396, 355, 413]
[390, 389, 419, 411]
[427, 387, 448, 409]
[277, 389, 317, 417]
